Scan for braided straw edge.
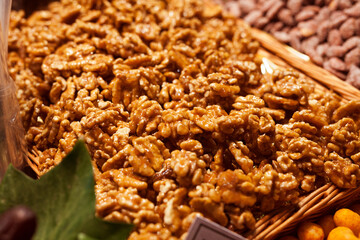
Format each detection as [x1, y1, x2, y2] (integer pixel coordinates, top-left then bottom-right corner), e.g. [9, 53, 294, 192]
[245, 28, 360, 240]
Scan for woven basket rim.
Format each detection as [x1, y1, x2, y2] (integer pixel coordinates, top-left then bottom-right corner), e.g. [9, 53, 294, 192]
[244, 28, 360, 240]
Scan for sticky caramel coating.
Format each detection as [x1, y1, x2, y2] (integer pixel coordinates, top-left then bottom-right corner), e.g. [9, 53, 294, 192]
[8, 0, 360, 238]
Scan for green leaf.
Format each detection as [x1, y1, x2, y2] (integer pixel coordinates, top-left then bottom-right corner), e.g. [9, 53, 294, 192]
[77, 233, 98, 240]
[0, 140, 133, 240]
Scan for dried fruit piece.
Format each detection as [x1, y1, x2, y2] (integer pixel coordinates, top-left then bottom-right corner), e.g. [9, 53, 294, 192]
[297, 221, 325, 240]
[333, 209, 360, 236]
[328, 227, 358, 240]
[318, 215, 336, 238]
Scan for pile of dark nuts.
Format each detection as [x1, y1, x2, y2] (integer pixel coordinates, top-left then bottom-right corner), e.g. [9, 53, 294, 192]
[217, 0, 360, 88]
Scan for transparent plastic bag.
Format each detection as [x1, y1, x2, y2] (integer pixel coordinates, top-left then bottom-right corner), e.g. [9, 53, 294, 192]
[0, 0, 25, 180]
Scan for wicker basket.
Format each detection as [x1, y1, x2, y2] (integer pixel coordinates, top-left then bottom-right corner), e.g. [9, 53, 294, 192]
[243, 28, 360, 240]
[23, 24, 360, 240]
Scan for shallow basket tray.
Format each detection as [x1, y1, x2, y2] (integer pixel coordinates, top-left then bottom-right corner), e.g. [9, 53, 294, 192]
[23, 21, 360, 240]
[243, 28, 360, 240]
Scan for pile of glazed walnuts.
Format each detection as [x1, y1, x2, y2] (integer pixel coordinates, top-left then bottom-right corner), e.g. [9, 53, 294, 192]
[8, 0, 360, 239]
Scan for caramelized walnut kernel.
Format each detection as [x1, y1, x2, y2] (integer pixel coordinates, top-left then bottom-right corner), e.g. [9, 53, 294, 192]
[228, 141, 253, 174]
[128, 223, 177, 240]
[168, 150, 206, 187]
[324, 152, 360, 188]
[9, 0, 360, 237]
[127, 136, 170, 177]
[95, 171, 159, 226]
[188, 183, 228, 226]
[216, 170, 257, 207]
[129, 96, 162, 136]
[228, 208, 256, 231]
